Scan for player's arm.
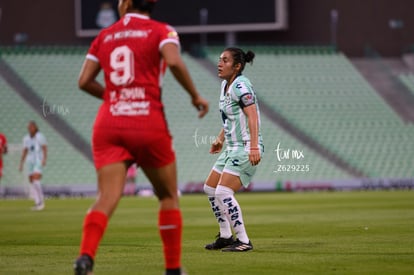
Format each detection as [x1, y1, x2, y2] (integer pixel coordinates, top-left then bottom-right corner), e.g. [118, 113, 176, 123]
[41, 145, 47, 166]
[160, 43, 209, 118]
[19, 148, 28, 172]
[210, 128, 224, 154]
[2, 136, 7, 154]
[78, 59, 104, 99]
[2, 142, 7, 155]
[243, 104, 261, 166]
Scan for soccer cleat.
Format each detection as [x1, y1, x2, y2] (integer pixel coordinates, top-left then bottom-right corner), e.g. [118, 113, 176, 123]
[221, 239, 253, 252]
[74, 254, 94, 275]
[31, 202, 45, 211]
[205, 233, 235, 250]
[165, 268, 187, 275]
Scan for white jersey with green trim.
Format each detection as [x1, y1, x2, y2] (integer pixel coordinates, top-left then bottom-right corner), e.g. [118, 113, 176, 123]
[219, 74, 263, 151]
[23, 132, 47, 164]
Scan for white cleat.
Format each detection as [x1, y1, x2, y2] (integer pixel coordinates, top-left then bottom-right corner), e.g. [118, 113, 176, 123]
[31, 203, 45, 211]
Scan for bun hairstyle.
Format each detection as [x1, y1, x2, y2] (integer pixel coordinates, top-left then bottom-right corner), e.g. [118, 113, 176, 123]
[244, 51, 255, 63]
[225, 47, 255, 73]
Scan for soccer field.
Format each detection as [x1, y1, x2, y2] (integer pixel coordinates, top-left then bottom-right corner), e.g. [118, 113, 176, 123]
[0, 191, 413, 274]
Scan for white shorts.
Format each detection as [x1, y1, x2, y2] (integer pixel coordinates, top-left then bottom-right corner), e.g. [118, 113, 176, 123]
[27, 161, 43, 175]
[212, 149, 258, 188]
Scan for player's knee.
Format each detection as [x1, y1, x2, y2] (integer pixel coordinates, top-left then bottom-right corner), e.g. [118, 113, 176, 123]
[155, 188, 176, 201]
[203, 184, 216, 196]
[32, 173, 42, 180]
[215, 185, 234, 198]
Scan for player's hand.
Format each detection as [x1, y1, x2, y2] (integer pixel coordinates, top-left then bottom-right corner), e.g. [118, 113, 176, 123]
[18, 164, 23, 172]
[192, 96, 209, 118]
[42, 159, 46, 167]
[210, 140, 223, 154]
[249, 148, 261, 166]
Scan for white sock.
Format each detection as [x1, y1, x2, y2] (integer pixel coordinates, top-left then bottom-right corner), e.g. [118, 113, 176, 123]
[32, 180, 44, 205]
[30, 183, 40, 205]
[215, 185, 249, 244]
[204, 184, 232, 238]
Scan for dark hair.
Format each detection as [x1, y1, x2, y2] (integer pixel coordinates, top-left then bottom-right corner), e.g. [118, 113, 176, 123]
[131, 0, 157, 13]
[225, 47, 255, 73]
[28, 120, 39, 132]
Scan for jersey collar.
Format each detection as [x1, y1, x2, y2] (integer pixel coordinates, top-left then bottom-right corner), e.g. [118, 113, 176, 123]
[125, 13, 149, 20]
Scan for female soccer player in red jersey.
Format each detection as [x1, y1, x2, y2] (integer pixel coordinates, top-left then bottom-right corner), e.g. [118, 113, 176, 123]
[73, 0, 209, 274]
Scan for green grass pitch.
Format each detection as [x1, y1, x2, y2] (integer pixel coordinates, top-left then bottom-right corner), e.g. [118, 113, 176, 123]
[0, 191, 413, 274]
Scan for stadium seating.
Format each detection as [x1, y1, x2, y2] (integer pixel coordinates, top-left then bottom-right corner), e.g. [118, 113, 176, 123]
[1, 51, 100, 144]
[1, 47, 352, 189]
[5, 44, 413, 190]
[398, 73, 414, 96]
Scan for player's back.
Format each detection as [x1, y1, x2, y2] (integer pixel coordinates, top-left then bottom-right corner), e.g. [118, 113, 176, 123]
[96, 14, 167, 91]
[89, 14, 179, 130]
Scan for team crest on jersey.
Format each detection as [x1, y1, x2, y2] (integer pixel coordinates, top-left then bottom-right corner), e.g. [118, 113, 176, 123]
[168, 31, 178, 38]
[166, 25, 178, 39]
[224, 93, 231, 105]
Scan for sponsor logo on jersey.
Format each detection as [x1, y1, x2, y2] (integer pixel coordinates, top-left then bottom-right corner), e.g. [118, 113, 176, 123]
[241, 93, 255, 106]
[231, 159, 240, 166]
[104, 30, 151, 43]
[109, 87, 150, 116]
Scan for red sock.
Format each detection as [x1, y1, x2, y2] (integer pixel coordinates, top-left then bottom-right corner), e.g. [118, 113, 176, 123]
[158, 209, 182, 269]
[79, 211, 108, 259]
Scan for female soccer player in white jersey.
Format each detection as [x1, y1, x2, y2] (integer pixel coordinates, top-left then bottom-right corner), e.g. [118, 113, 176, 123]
[19, 121, 47, 211]
[204, 47, 263, 252]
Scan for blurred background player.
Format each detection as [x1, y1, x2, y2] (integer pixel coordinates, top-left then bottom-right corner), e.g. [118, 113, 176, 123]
[124, 163, 137, 195]
[19, 121, 47, 211]
[0, 132, 8, 195]
[73, 0, 209, 274]
[204, 48, 263, 252]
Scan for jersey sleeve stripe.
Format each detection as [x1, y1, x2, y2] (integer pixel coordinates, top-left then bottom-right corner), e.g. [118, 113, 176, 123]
[159, 38, 180, 51]
[86, 53, 99, 63]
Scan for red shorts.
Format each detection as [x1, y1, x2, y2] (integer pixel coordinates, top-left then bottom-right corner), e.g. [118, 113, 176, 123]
[92, 127, 175, 170]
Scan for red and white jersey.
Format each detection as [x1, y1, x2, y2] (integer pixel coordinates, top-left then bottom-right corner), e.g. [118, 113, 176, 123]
[87, 13, 180, 130]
